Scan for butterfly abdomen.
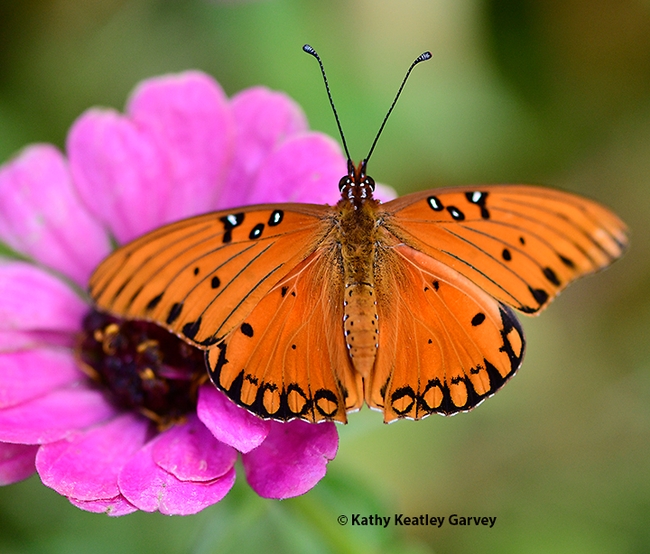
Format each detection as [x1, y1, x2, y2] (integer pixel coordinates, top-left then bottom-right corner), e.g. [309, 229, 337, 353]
[343, 282, 378, 377]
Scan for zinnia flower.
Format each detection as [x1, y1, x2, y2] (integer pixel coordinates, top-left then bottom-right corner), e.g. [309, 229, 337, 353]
[0, 71, 367, 515]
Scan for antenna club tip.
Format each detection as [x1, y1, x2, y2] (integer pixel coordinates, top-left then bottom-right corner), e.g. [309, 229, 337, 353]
[418, 51, 433, 62]
[303, 44, 316, 55]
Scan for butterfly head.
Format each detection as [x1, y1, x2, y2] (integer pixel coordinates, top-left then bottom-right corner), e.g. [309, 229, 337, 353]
[339, 159, 376, 207]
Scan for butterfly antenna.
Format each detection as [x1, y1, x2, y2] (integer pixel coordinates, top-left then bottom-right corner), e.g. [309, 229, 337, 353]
[365, 51, 432, 165]
[303, 44, 353, 164]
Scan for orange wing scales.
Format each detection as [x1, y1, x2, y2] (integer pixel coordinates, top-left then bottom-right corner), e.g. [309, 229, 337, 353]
[383, 186, 628, 314]
[89, 204, 333, 347]
[370, 244, 525, 422]
[205, 250, 362, 423]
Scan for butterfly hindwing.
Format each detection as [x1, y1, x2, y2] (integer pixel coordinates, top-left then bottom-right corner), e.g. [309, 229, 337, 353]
[205, 249, 362, 423]
[370, 244, 525, 422]
[90, 203, 334, 347]
[382, 185, 628, 315]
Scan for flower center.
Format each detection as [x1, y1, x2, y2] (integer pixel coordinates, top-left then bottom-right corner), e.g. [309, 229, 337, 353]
[76, 310, 207, 428]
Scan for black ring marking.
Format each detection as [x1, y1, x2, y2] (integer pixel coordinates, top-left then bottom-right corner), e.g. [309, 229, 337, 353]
[427, 196, 444, 211]
[314, 389, 340, 417]
[249, 223, 265, 240]
[268, 210, 284, 226]
[447, 206, 465, 221]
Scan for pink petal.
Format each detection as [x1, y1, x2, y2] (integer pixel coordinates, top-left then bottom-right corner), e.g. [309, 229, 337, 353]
[67, 109, 172, 244]
[36, 413, 148, 501]
[197, 384, 270, 454]
[0, 261, 87, 334]
[0, 385, 116, 444]
[242, 420, 338, 499]
[0, 330, 74, 353]
[128, 71, 234, 223]
[0, 442, 38, 484]
[0, 145, 111, 285]
[119, 438, 236, 515]
[69, 495, 137, 516]
[374, 182, 398, 202]
[152, 415, 236, 482]
[0, 349, 82, 409]
[219, 87, 308, 208]
[248, 133, 346, 205]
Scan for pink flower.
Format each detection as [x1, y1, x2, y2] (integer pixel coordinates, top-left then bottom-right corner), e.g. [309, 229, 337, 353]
[0, 71, 356, 515]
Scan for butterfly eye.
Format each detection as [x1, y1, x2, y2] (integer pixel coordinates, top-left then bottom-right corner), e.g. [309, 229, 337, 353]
[365, 176, 376, 192]
[338, 176, 350, 192]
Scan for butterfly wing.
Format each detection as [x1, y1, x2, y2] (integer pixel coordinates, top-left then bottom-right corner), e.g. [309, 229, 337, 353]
[89, 203, 335, 347]
[205, 249, 361, 423]
[368, 184, 627, 422]
[370, 243, 524, 422]
[381, 185, 628, 314]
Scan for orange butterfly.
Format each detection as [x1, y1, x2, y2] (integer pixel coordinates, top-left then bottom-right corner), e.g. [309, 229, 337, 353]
[89, 47, 628, 424]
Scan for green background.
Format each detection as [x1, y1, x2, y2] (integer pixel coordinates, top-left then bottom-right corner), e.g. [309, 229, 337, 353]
[0, 1, 648, 552]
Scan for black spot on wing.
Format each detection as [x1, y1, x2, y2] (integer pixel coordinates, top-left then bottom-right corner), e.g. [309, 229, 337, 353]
[241, 322, 254, 337]
[528, 285, 549, 307]
[211, 276, 221, 289]
[502, 248, 512, 261]
[146, 293, 163, 311]
[543, 266, 561, 286]
[166, 302, 183, 324]
[182, 318, 202, 340]
[471, 312, 486, 326]
[559, 254, 576, 269]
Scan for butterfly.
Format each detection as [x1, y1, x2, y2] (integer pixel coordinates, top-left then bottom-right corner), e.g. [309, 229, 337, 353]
[88, 47, 628, 424]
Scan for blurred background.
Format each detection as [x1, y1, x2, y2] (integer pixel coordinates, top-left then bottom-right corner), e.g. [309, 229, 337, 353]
[0, 0, 648, 552]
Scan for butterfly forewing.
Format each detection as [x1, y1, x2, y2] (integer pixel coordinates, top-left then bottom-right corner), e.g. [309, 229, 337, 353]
[371, 244, 524, 422]
[381, 185, 628, 315]
[89, 203, 334, 346]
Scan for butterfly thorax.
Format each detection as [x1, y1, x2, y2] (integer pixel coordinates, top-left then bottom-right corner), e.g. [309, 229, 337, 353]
[337, 160, 381, 378]
[338, 159, 376, 209]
